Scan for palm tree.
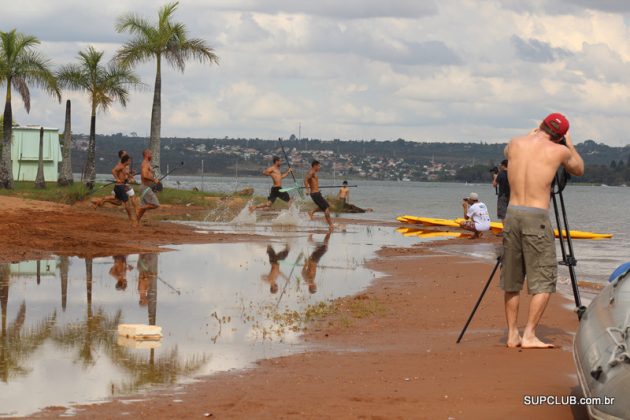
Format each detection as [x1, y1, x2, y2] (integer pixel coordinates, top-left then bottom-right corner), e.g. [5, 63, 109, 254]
[0, 29, 60, 189]
[56, 46, 140, 188]
[115, 1, 218, 172]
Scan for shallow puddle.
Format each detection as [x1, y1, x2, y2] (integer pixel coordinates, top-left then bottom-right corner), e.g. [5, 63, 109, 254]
[0, 224, 422, 416]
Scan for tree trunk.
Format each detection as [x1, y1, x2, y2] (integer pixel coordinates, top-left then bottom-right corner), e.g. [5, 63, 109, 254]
[34, 127, 46, 189]
[0, 85, 14, 189]
[0, 264, 9, 338]
[58, 100, 73, 186]
[83, 112, 96, 189]
[149, 57, 162, 176]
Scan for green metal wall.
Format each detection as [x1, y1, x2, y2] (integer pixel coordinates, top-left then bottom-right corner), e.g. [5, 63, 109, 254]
[10, 127, 62, 182]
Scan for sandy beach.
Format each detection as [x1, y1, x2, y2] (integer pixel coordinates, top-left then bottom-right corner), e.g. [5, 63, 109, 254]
[2, 197, 587, 419]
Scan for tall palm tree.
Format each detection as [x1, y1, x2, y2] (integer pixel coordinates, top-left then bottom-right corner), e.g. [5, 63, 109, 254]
[115, 1, 219, 172]
[0, 29, 60, 189]
[56, 46, 140, 188]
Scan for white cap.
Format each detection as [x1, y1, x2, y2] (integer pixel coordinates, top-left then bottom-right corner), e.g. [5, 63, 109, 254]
[468, 192, 479, 200]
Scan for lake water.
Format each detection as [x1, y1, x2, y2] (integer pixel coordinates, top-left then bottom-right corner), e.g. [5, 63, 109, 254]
[164, 175, 629, 285]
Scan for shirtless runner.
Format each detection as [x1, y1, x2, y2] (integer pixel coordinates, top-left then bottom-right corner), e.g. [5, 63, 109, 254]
[304, 160, 333, 230]
[136, 149, 161, 223]
[249, 156, 293, 212]
[111, 155, 137, 226]
[91, 150, 138, 210]
[501, 113, 584, 349]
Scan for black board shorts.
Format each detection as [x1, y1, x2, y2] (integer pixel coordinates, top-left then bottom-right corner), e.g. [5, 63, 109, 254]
[268, 186, 290, 203]
[310, 192, 330, 211]
[113, 184, 129, 202]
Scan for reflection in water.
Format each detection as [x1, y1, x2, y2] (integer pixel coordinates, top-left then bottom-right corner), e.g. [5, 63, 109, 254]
[302, 232, 331, 294]
[1, 227, 416, 416]
[263, 245, 290, 294]
[109, 255, 131, 291]
[138, 253, 158, 325]
[0, 263, 57, 383]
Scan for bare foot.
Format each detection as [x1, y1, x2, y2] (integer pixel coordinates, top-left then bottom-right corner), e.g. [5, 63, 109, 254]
[521, 335, 554, 349]
[506, 332, 522, 348]
[248, 205, 255, 213]
[90, 199, 100, 209]
[308, 211, 315, 221]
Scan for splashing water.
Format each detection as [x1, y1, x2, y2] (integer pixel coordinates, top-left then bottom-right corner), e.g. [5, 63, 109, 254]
[229, 200, 257, 225]
[271, 203, 303, 226]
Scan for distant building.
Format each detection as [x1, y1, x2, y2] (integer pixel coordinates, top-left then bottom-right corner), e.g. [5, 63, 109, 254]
[11, 126, 62, 181]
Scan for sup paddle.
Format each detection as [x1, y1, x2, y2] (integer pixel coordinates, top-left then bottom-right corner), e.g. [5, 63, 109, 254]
[278, 138, 303, 199]
[279, 185, 357, 193]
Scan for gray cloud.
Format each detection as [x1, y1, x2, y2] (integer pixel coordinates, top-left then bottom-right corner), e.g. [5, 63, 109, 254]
[511, 36, 572, 62]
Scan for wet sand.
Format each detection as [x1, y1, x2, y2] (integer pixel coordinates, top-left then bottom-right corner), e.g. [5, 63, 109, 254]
[34, 236, 586, 417]
[0, 196, 256, 262]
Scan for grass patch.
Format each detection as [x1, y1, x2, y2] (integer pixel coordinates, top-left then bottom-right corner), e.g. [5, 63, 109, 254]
[0, 181, 255, 207]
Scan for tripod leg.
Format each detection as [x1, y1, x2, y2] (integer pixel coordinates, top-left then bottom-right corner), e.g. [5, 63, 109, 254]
[456, 256, 502, 344]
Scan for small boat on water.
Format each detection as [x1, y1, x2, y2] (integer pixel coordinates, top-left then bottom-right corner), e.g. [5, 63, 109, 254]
[574, 262, 630, 419]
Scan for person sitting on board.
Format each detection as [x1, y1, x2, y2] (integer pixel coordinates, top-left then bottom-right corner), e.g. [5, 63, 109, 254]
[501, 113, 584, 349]
[249, 156, 293, 213]
[337, 180, 372, 213]
[459, 192, 490, 239]
[305, 160, 334, 230]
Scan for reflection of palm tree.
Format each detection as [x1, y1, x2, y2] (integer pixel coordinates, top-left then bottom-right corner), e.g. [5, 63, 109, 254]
[107, 344, 208, 396]
[52, 258, 121, 367]
[59, 257, 69, 311]
[0, 264, 57, 382]
[137, 254, 158, 325]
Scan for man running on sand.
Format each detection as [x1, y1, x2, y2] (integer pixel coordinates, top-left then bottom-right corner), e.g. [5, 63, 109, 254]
[502, 113, 584, 349]
[137, 149, 161, 223]
[92, 150, 137, 210]
[249, 156, 293, 212]
[111, 155, 137, 226]
[304, 160, 333, 230]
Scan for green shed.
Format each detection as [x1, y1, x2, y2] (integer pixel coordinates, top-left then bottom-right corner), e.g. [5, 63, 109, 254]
[11, 126, 62, 181]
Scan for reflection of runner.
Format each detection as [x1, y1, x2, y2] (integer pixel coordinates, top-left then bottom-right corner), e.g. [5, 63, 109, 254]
[302, 232, 331, 294]
[262, 245, 290, 293]
[109, 255, 132, 290]
[137, 253, 158, 325]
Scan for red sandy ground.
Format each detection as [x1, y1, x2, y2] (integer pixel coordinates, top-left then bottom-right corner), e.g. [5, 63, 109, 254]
[1, 196, 587, 419]
[0, 196, 254, 262]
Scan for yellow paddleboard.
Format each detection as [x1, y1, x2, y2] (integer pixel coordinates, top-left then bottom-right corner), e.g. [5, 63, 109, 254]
[452, 218, 612, 240]
[398, 215, 461, 228]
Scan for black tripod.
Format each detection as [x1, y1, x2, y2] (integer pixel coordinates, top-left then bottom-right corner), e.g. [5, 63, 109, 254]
[456, 169, 586, 344]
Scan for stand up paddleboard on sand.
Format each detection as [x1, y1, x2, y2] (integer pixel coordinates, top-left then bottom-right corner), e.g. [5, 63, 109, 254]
[397, 215, 613, 240]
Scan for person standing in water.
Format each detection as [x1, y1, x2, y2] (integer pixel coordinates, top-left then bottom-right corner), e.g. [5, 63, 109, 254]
[304, 160, 334, 230]
[249, 156, 293, 212]
[501, 113, 584, 349]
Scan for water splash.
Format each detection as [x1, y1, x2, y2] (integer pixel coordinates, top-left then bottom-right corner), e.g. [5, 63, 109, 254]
[229, 201, 257, 225]
[271, 203, 303, 226]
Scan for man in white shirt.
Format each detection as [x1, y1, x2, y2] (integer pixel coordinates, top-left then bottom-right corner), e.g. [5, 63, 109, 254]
[459, 192, 491, 239]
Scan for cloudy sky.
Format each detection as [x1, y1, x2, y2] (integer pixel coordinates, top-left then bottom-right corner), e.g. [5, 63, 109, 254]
[3, 0, 630, 145]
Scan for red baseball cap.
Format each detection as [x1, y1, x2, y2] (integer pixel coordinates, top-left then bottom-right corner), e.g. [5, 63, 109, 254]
[542, 113, 569, 138]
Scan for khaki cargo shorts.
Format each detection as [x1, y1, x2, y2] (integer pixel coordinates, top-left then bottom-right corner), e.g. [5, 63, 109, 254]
[500, 206, 557, 294]
[141, 186, 160, 207]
